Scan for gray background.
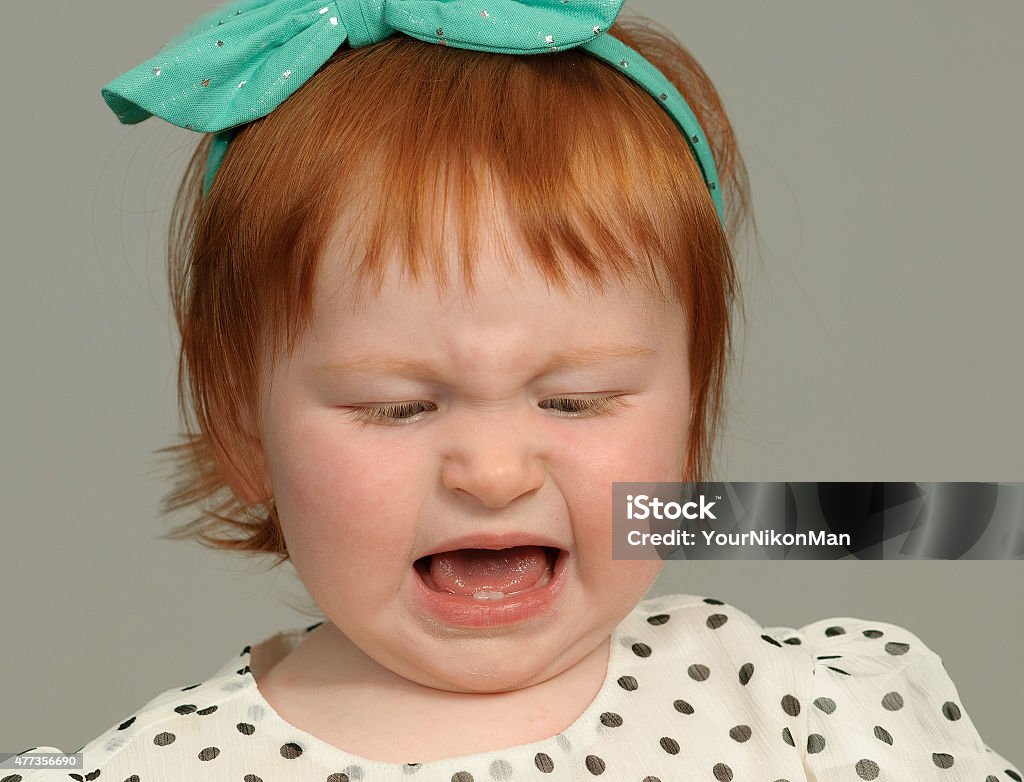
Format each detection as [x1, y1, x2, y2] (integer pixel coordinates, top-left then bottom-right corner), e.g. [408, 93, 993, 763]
[2, 0, 1021, 759]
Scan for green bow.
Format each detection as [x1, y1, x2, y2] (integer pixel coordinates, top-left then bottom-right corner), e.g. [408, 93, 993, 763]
[101, 0, 723, 222]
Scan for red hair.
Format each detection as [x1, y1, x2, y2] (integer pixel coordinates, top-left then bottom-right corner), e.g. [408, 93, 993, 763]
[157, 13, 752, 563]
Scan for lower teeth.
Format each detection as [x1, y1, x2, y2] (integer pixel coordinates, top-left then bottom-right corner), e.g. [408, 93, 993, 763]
[468, 566, 555, 601]
[472, 590, 505, 601]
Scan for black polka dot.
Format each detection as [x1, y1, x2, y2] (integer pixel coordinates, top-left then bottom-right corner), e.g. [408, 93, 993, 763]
[237, 722, 256, 735]
[240, 644, 251, 655]
[813, 697, 837, 714]
[198, 746, 220, 761]
[326, 774, 350, 782]
[738, 662, 754, 685]
[599, 712, 623, 727]
[873, 725, 893, 745]
[673, 699, 694, 714]
[631, 642, 652, 658]
[125, 777, 140, 782]
[807, 734, 826, 753]
[659, 737, 680, 754]
[451, 772, 473, 782]
[855, 759, 880, 780]
[1007, 770, 1023, 782]
[617, 675, 638, 691]
[783, 637, 802, 645]
[584, 755, 605, 775]
[647, 613, 670, 625]
[703, 597, 724, 605]
[197, 705, 218, 715]
[825, 625, 846, 636]
[729, 725, 752, 742]
[942, 702, 961, 720]
[781, 727, 795, 747]
[243, 775, 263, 782]
[932, 753, 954, 769]
[713, 762, 733, 781]
[305, 621, 324, 632]
[986, 777, 999, 782]
[181, 683, 201, 691]
[885, 641, 910, 655]
[280, 742, 303, 759]
[881, 691, 904, 711]
[863, 629, 884, 638]
[706, 613, 728, 629]
[117, 716, 136, 730]
[174, 704, 198, 714]
[687, 664, 710, 681]
[642, 778, 662, 782]
[534, 753, 554, 773]
[154, 732, 176, 746]
[0, 775, 22, 782]
[761, 634, 783, 648]
[781, 694, 801, 716]
[826, 666, 851, 676]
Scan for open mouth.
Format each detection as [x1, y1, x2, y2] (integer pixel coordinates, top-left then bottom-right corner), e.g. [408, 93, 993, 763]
[413, 545, 562, 601]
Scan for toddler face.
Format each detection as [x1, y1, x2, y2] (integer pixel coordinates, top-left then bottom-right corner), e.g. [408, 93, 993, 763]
[255, 197, 690, 693]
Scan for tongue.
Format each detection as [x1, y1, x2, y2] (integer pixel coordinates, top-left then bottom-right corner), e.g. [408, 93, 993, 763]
[429, 546, 549, 596]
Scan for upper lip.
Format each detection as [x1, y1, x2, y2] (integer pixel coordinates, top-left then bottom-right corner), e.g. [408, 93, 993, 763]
[418, 532, 567, 559]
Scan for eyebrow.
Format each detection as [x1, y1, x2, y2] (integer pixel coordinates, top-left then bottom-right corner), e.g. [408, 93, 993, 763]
[315, 343, 658, 379]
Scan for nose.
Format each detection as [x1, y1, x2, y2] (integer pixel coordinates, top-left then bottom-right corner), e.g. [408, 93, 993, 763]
[441, 414, 546, 509]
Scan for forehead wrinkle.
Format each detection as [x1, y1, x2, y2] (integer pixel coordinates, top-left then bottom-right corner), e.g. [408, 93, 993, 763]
[315, 341, 658, 383]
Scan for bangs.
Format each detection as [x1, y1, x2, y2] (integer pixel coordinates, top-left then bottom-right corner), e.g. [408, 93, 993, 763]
[206, 33, 722, 359]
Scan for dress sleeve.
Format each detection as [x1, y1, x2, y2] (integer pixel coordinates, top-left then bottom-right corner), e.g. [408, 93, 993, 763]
[775, 616, 1021, 782]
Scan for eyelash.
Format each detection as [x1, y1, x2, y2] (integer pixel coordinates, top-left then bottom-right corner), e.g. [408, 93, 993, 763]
[348, 396, 631, 426]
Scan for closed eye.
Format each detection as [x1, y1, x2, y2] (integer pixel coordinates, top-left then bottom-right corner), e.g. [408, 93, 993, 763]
[348, 401, 435, 425]
[540, 395, 632, 417]
[345, 395, 632, 426]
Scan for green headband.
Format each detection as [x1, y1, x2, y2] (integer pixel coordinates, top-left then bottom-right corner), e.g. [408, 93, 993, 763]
[101, 0, 724, 224]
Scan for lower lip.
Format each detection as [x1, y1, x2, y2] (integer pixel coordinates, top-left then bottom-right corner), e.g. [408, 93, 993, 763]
[412, 549, 569, 628]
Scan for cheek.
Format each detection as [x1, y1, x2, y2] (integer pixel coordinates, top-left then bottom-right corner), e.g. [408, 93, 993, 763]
[559, 394, 684, 597]
[263, 415, 419, 566]
[561, 405, 689, 504]
[563, 430, 680, 581]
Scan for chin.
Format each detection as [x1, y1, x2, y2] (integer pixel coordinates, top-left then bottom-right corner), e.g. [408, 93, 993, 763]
[414, 641, 566, 693]
[435, 662, 550, 694]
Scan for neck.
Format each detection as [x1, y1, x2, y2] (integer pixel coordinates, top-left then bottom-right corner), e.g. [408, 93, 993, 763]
[251, 622, 612, 763]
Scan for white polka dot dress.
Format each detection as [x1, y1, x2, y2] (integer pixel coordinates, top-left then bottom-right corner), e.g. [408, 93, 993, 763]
[14, 593, 1020, 781]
